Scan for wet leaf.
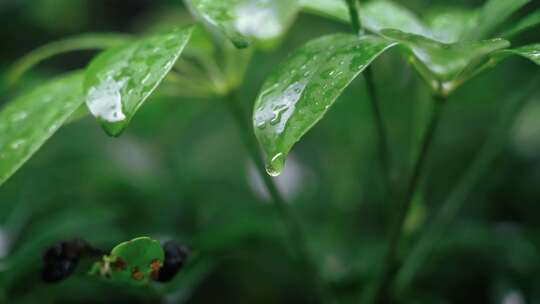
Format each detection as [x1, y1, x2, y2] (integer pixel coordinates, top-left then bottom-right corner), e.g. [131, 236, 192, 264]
[502, 8, 540, 38]
[90, 237, 164, 286]
[300, 0, 429, 37]
[84, 26, 193, 136]
[253, 34, 396, 176]
[493, 44, 540, 65]
[185, 0, 298, 48]
[463, 0, 531, 40]
[0, 72, 84, 186]
[381, 29, 510, 95]
[6, 33, 132, 86]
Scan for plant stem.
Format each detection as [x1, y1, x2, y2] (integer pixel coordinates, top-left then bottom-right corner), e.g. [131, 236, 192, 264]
[225, 90, 334, 304]
[394, 75, 540, 296]
[345, 0, 363, 35]
[345, 0, 392, 196]
[367, 95, 446, 304]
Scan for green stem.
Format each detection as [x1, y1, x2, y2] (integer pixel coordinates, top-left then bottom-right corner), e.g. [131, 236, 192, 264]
[345, 0, 363, 35]
[367, 95, 446, 303]
[365, 67, 392, 196]
[394, 75, 540, 296]
[225, 91, 334, 304]
[345, 0, 392, 196]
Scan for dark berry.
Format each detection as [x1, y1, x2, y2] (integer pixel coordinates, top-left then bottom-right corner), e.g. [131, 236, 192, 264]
[41, 239, 86, 283]
[156, 241, 190, 282]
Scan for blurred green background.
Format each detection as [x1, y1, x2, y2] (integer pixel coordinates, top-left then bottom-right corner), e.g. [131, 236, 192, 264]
[0, 0, 540, 303]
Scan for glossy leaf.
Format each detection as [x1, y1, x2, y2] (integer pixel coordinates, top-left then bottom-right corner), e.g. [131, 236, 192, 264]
[0, 72, 84, 186]
[185, 0, 298, 48]
[381, 29, 510, 95]
[300, 0, 429, 37]
[6, 33, 132, 86]
[464, 0, 531, 40]
[502, 8, 540, 38]
[90, 237, 164, 286]
[84, 26, 193, 136]
[426, 8, 478, 43]
[253, 34, 396, 176]
[493, 44, 540, 65]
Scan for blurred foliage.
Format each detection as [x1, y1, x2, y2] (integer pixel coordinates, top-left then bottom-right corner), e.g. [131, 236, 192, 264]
[0, 0, 539, 303]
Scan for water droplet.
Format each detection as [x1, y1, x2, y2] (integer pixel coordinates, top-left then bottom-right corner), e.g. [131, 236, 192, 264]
[10, 139, 26, 150]
[265, 152, 285, 176]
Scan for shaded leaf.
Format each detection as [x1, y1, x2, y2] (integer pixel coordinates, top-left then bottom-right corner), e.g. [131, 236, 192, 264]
[90, 237, 164, 286]
[502, 8, 540, 38]
[185, 0, 298, 48]
[0, 72, 84, 186]
[381, 29, 510, 95]
[463, 0, 531, 40]
[253, 34, 396, 176]
[300, 0, 429, 37]
[425, 8, 478, 43]
[84, 26, 193, 136]
[6, 33, 132, 86]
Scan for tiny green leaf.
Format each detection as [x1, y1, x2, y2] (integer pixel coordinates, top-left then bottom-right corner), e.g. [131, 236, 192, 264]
[463, 0, 531, 40]
[381, 29, 510, 95]
[6, 33, 132, 86]
[0, 72, 84, 186]
[300, 0, 429, 37]
[90, 237, 164, 286]
[253, 34, 396, 176]
[84, 26, 193, 136]
[185, 0, 298, 48]
[493, 44, 540, 65]
[502, 8, 540, 38]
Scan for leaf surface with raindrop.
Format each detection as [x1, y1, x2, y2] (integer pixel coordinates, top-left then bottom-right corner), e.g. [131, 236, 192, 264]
[493, 44, 540, 66]
[185, 0, 298, 48]
[381, 29, 510, 95]
[84, 26, 193, 136]
[253, 34, 396, 176]
[0, 72, 85, 186]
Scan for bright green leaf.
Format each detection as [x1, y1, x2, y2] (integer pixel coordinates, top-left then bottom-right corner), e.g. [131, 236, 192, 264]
[6, 33, 132, 86]
[90, 237, 164, 286]
[493, 44, 540, 65]
[502, 8, 540, 38]
[464, 0, 531, 40]
[253, 34, 396, 176]
[381, 29, 510, 95]
[84, 26, 193, 137]
[0, 72, 84, 186]
[185, 0, 298, 48]
[300, 0, 429, 37]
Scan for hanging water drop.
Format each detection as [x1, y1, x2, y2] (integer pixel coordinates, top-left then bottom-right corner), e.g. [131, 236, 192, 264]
[265, 152, 285, 177]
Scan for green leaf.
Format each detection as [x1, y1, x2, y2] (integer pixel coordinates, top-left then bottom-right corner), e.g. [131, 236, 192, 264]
[253, 34, 396, 176]
[502, 8, 540, 38]
[463, 0, 531, 40]
[0, 72, 84, 186]
[185, 0, 299, 48]
[380, 29, 510, 95]
[90, 237, 164, 286]
[493, 44, 540, 65]
[300, 0, 429, 37]
[84, 26, 193, 137]
[6, 33, 132, 86]
[425, 8, 478, 43]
